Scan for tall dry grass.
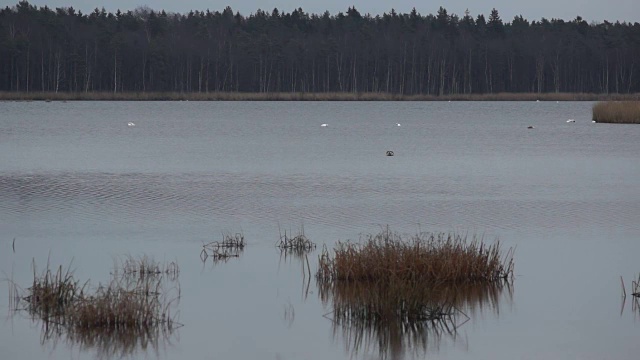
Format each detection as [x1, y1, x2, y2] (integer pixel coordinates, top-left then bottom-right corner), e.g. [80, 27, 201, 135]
[317, 228, 514, 285]
[8, 259, 181, 357]
[1, 91, 639, 102]
[592, 101, 640, 123]
[316, 227, 514, 357]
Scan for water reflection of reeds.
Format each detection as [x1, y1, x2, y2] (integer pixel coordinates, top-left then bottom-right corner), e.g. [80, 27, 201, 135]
[38, 317, 179, 360]
[9, 260, 181, 359]
[321, 281, 511, 359]
[316, 227, 514, 359]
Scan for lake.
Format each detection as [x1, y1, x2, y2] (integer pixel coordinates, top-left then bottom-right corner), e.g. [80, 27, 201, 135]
[1, 100, 639, 360]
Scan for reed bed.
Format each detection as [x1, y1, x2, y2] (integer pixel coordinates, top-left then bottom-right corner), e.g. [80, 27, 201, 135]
[2, 91, 638, 102]
[592, 101, 640, 123]
[317, 228, 514, 285]
[9, 259, 181, 356]
[316, 227, 513, 357]
[201, 231, 245, 262]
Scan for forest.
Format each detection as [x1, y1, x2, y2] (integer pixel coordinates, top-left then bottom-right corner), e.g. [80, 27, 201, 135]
[0, 0, 638, 95]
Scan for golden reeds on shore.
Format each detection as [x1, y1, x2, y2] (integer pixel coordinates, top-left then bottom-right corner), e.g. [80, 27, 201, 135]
[1, 91, 639, 102]
[592, 101, 640, 123]
[8, 258, 181, 357]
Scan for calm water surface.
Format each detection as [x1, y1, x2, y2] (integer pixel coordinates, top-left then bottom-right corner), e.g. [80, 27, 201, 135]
[1, 101, 639, 360]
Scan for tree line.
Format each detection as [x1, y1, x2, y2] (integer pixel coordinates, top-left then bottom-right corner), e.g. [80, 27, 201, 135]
[1, 1, 638, 95]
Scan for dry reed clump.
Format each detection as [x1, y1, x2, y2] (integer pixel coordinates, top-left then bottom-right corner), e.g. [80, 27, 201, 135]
[317, 228, 514, 285]
[9, 259, 181, 356]
[201, 231, 245, 262]
[592, 101, 640, 123]
[315, 227, 513, 356]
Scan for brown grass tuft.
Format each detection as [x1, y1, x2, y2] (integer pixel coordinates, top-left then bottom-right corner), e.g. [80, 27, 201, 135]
[9, 259, 181, 357]
[317, 227, 514, 285]
[315, 227, 514, 357]
[592, 101, 640, 124]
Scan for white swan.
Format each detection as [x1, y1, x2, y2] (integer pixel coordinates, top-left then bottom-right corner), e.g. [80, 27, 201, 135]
[592, 120, 596, 123]
[321, 123, 328, 127]
[566, 119, 575, 123]
[127, 122, 136, 127]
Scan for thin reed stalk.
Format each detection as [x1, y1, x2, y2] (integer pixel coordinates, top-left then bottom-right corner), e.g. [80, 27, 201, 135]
[201, 231, 245, 262]
[112, 255, 179, 280]
[277, 225, 316, 257]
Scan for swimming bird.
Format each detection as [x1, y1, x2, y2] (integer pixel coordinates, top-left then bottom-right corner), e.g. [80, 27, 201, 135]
[396, 123, 401, 127]
[386, 150, 394, 156]
[127, 122, 136, 127]
[566, 119, 575, 123]
[592, 120, 596, 123]
[321, 123, 328, 127]
[527, 126, 535, 129]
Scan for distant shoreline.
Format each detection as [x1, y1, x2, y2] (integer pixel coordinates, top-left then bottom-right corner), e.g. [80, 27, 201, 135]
[1, 91, 639, 102]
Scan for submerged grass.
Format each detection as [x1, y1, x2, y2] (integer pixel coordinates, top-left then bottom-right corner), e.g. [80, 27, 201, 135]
[2, 91, 639, 102]
[200, 231, 245, 262]
[9, 259, 181, 357]
[592, 101, 640, 123]
[112, 255, 179, 280]
[317, 227, 514, 285]
[277, 224, 316, 257]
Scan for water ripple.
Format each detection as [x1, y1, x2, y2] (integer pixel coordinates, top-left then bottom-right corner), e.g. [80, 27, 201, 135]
[1, 172, 638, 234]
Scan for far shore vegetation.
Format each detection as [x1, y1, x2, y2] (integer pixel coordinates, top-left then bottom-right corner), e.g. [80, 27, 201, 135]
[2, 91, 639, 102]
[592, 101, 640, 124]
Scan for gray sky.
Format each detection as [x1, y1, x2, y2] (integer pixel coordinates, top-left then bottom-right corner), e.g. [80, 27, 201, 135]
[2, 0, 638, 23]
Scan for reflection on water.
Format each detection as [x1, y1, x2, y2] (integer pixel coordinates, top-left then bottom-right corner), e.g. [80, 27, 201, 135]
[37, 319, 180, 360]
[2, 101, 640, 360]
[320, 281, 512, 360]
[9, 258, 182, 360]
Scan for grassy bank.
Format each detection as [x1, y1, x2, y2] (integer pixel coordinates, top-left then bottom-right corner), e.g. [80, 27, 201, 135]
[592, 101, 640, 123]
[1, 91, 639, 102]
